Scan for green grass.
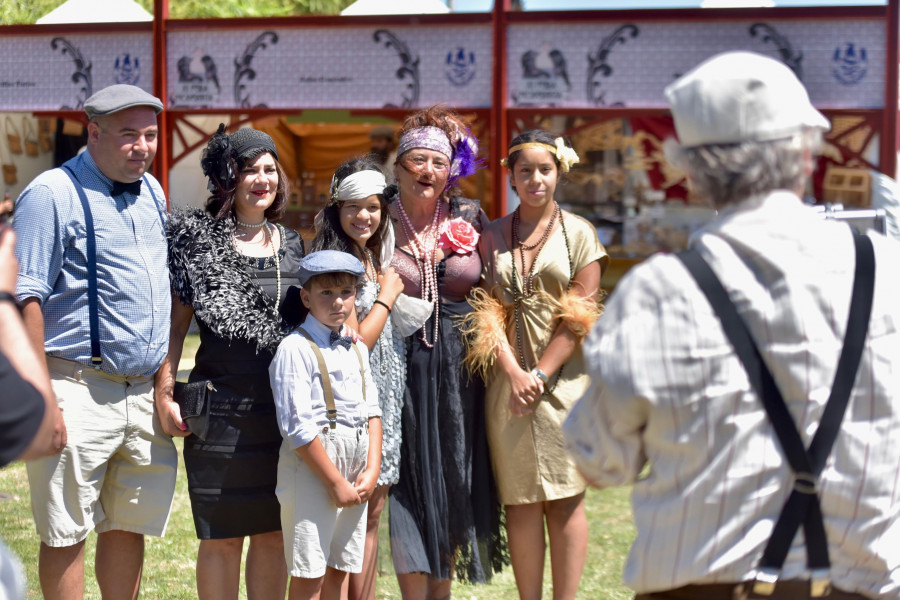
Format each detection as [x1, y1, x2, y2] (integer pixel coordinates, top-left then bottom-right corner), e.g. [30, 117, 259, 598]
[0, 334, 636, 599]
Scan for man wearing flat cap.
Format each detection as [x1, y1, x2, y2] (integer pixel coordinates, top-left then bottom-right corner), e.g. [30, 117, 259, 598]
[565, 51, 900, 599]
[13, 83, 176, 600]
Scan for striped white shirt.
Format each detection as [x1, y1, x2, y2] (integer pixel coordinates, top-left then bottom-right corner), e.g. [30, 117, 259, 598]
[565, 191, 900, 598]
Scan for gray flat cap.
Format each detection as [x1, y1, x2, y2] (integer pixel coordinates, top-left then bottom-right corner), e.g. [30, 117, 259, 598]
[297, 250, 364, 288]
[83, 84, 163, 119]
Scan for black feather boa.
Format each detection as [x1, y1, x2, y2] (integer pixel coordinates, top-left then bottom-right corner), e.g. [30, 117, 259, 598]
[166, 208, 291, 353]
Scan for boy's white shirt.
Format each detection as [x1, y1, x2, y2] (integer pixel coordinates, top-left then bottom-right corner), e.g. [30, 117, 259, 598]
[269, 314, 381, 450]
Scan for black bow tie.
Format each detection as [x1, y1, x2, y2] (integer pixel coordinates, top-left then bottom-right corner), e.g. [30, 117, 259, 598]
[330, 330, 353, 350]
[111, 180, 142, 197]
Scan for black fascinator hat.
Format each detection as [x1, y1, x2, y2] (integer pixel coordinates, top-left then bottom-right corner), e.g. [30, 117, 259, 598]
[200, 124, 280, 193]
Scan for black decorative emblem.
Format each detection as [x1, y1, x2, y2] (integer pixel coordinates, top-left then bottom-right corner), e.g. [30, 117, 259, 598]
[374, 29, 420, 109]
[513, 43, 572, 107]
[234, 31, 278, 109]
[586, 24, 638, 107]
[750, 23, 803, 80]
[51, 37, 92, 110]
[178, 53, 220, 92]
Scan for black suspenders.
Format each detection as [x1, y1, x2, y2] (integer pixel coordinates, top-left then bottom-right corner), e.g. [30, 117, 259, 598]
[60, 165, 164, 368]
[677, 230, 875, 598]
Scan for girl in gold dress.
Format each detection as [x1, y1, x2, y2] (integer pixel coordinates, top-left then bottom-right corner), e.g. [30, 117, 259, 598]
[464, 130, 607, 600]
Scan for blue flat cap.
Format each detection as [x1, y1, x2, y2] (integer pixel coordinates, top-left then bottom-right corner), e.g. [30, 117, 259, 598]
[297, 250, 365, 287]
[83, 84, 163, 119]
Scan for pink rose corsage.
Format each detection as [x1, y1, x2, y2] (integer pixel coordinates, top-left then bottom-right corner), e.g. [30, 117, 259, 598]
[438, 217, 479, 254]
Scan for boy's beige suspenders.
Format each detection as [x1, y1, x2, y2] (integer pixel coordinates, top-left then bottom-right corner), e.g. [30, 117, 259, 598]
[297, 328, 366, 430]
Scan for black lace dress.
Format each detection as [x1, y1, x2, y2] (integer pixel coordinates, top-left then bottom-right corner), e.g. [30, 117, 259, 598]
[388, 197, 506, 582]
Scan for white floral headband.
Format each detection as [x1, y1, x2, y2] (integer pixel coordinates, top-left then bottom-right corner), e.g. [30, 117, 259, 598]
[499, 137, 580, 173]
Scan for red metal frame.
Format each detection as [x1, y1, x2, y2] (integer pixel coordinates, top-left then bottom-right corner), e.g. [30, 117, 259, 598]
[7, 1, 898, 219]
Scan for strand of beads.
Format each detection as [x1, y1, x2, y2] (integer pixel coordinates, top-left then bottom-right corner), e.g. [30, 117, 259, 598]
[235, 217, 268, 228]
[512, 201, 560, 297]
[509, 206, 572, 392]
[396, 198, 443, 348]
[363, 247, 377, 283]
[266, 224, 281, 311]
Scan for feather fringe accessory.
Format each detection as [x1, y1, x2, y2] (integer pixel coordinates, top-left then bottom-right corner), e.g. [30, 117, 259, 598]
[458, 287, 511, 380]
[166, 208, 291, 353]
[546, 288, 605, 340]
[447, 129, 483, 189]
[200, 123, 236, 192]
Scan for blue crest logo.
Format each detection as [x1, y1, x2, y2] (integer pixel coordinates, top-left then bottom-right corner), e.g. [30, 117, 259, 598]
[832, 43, 867, 85]
[113, 53, 140, 85]
[445, 47, 476, 87]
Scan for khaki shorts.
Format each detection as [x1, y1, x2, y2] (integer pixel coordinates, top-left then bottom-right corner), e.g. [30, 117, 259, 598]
[277, 426, 369, 579]
[26, 357, 178, 547]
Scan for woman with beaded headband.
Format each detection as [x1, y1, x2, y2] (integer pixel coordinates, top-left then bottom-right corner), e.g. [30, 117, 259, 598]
[309, 156, 408, 600]
[461, 130, 607, 600]
[155, 125, 306, 600]
[385, 106, 505, 598]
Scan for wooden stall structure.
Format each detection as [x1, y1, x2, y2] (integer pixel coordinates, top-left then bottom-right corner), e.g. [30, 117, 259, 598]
[1, 0, 897, 280]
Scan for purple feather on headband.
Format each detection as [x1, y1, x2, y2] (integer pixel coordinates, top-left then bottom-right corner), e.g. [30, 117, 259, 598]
[448, 131, 483, 189]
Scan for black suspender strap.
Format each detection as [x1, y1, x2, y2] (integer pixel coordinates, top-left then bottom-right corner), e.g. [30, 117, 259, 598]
[676, 230, 875, 598]
[61, 166, 102, 367]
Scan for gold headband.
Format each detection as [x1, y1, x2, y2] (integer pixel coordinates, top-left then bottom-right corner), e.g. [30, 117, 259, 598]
[499, 137, 580, 173]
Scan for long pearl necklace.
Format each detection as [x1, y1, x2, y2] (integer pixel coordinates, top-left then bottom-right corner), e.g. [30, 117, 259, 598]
[396, 197, 443, 348]
[234, 220, 281, 311]
[363, 247, 377, 283]
[266, 223, 281, 311]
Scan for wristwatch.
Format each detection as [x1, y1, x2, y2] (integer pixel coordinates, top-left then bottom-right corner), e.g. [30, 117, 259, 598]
[530, 368, 549, 384]
[0, 291, 17, 305]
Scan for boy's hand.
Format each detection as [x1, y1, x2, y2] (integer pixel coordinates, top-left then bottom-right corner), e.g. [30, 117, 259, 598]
[330, 477, 362, 508]
[353, 468, 379, 503]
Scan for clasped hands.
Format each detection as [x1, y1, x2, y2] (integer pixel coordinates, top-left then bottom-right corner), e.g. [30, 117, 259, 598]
[507, 366, 544, 416]
[330, 467, 378, 508]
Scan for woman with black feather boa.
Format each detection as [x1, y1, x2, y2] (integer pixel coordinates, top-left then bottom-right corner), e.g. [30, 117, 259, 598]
[154, 125, 305, 600]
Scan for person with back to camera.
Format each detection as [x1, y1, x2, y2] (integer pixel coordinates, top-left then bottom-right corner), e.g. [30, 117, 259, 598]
[154, 124, 306, 600]
[386, 105, 505, 600]
[462, 130, 607, 600]
[13, 84, 176, 600]
[564, 50, 900, 599]
[268, 249, 383, 600]
[310, 156, 431, 600]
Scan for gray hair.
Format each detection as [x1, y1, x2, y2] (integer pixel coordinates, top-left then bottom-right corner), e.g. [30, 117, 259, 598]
[664, 128, 823, 208]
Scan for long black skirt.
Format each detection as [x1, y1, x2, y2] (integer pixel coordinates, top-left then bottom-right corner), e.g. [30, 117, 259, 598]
[389, 298, 506, 582]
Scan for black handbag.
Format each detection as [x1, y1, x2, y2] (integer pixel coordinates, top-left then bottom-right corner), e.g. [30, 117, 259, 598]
[173, 380, 215, 441]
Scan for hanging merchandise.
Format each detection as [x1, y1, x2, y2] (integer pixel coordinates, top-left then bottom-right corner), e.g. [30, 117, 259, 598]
[1, 138, 17, 185]
[37, 117, 55, 153]
[23, 116, 39, 157]
[4, 116, 22, 154]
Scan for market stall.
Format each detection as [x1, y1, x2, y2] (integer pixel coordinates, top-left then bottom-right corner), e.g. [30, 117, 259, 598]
[0, 0, 896, 283]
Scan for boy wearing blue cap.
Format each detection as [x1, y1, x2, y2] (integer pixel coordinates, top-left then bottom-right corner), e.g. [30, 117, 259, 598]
[269, 250, 382, 600]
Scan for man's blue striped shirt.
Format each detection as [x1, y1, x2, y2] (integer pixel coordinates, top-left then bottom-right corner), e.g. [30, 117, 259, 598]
[14, 151, 171, 377]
